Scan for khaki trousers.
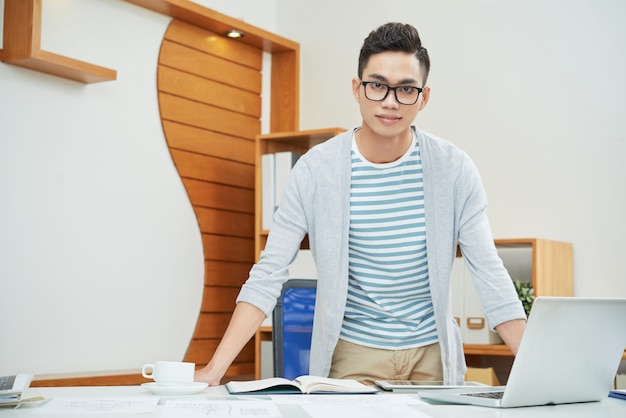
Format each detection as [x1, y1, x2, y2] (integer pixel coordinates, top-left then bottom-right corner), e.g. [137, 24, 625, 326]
[328, 339, 444, 385]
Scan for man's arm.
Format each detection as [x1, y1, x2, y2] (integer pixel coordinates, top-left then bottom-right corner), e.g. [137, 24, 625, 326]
[194, 302, 266, 385]
[495, 318, 526, 355]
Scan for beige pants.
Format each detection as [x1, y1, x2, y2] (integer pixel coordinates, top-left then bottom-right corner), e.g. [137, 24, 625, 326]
[328, 339, 443, 385]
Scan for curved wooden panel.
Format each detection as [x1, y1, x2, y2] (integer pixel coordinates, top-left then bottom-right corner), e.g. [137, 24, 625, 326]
[158, 19, 261, 380]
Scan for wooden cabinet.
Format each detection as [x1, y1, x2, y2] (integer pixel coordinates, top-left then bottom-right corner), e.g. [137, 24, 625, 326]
[493, 238, 573, 297]
[254, 128, 345, 260]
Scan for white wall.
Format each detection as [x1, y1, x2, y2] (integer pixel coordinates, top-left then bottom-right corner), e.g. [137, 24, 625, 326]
[0, 0, 276, 377]
[276, 0, 626, 298]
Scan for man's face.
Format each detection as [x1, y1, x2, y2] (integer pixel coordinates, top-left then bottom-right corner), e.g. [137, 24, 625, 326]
[352, 51, 430, 139]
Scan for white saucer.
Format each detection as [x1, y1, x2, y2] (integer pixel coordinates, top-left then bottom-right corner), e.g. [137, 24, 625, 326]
[141, 382, 209, 396]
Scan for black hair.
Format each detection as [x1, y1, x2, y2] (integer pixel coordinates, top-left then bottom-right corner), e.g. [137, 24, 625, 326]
[358, 22, 430, 85]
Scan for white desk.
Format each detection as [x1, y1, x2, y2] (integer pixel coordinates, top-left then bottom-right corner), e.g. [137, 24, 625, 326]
[1, 385, 624, 417]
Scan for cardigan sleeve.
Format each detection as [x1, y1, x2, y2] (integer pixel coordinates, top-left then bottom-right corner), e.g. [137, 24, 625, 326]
[455, 155, 526, 329]
[236, 156, 311, 316]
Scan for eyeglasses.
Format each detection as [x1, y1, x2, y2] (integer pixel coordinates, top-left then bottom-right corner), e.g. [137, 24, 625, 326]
[360, 81, 423, 105]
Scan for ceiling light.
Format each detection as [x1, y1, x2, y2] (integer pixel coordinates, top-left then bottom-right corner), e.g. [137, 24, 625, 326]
[225, 29, 245, 39]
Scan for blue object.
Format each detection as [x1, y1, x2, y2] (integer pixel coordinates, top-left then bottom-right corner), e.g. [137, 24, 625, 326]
[609, 390, 626, 400]
[272, 279, 317, 380]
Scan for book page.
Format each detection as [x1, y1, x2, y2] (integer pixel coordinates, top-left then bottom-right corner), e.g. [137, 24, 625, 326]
[294, 376, 377, 393]
[226, 377, 300, 393]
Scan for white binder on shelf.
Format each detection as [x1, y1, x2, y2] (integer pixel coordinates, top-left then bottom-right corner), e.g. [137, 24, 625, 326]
[261, 153, 275, 230]
[274, 151, 300, 210]
[451, 254, 503, 345]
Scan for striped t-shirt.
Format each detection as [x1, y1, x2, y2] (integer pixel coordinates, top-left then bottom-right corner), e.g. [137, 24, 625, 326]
[340, 133, 438, 349]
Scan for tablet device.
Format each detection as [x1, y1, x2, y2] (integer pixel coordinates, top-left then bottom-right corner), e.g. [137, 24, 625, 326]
[375, 380, 484, 391]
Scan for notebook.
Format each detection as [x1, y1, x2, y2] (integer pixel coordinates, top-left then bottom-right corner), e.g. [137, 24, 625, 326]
[419, 297, 626, 408]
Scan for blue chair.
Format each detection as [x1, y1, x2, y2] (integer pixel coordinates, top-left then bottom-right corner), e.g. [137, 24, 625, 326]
[272, 279, 317, 379]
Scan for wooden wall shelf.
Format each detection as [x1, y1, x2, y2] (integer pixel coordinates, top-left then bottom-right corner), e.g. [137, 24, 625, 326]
[6, 49, 117, 84]
[124, 0, 298, 53]
[2, 0, 117, 83]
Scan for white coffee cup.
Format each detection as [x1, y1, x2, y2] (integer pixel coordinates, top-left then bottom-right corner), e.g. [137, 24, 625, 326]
[141, 361, 195, 386]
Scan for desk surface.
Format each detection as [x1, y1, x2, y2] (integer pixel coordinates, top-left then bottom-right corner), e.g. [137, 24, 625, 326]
[1, 385, 624, 417]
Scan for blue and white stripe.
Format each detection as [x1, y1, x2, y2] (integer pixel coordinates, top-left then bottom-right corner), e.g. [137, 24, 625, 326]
[340, 135, 438, 349]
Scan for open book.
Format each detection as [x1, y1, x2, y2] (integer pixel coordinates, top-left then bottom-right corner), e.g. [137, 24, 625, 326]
[225, 375, 379, 395]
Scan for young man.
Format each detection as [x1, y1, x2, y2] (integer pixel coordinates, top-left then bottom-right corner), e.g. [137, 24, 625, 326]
[195, 22, 526, 385]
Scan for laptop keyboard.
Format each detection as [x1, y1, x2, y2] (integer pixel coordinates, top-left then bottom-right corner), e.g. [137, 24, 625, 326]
[0, 375, 16, 391]
[461, 391, 504, 399]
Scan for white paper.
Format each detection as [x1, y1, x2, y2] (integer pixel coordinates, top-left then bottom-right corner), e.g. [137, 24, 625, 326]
[34, 397, 159, 414]
[161, 399, 282, 418]
[301, 403, 431, 418]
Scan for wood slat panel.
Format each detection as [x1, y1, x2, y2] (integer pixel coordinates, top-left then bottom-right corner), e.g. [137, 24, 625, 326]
[160, 93, 261, 139]
[159, 40, 261, 94]
[164, 19, 262, 70]
[192, 312, 232, 339]
[160, 16, 260, 380]
[202, 234, 254, 263]
[151, 8, 297, 383]
[200, 286, 240, 312]
[171, 149, 254, 189]
[185, 339, 255, 365]
[205, 260, 251, 287]
[183, 178, 254, 213]
[195, 206, 253, 237]
[158, 66, 261, 117]
[223, 363, 254, 380]
[163, 121, 255, 165]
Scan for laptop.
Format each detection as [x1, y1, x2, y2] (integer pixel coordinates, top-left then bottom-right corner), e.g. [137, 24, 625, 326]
[419, 297, 626, 408]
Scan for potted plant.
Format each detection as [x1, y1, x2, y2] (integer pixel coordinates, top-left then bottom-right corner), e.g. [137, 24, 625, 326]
[513, 280, 535, 317]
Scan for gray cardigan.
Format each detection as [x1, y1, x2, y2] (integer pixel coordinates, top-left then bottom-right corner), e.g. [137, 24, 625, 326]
[237, 126, 526, 382]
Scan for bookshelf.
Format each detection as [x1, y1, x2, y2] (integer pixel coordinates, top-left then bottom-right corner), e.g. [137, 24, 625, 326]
[254, 128, 345, 259]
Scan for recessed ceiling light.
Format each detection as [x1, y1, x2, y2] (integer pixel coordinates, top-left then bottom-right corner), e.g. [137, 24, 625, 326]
[225, 29, 245, 39]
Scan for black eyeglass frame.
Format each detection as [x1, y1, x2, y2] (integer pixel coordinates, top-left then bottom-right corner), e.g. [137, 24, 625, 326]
[360, 81, 424, 105]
